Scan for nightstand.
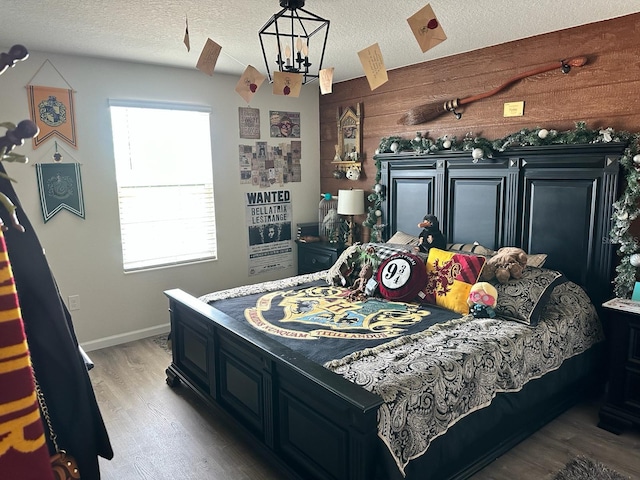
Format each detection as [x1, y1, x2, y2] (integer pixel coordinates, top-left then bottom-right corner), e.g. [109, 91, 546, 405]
[598, 298, 640, 434]
[297, 241, 345, 275]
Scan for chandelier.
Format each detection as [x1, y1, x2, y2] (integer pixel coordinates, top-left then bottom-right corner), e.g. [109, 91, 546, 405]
[258, 0, 330, 85]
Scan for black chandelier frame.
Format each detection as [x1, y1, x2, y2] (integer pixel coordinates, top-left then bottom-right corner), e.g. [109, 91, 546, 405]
[258, 0, 330, 85]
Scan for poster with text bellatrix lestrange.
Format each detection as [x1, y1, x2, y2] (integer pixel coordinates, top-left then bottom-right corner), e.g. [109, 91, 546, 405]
[246, 190, 293, 276]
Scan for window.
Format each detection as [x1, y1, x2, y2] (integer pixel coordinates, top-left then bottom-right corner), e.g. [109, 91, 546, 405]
[109, 101, 217, 271]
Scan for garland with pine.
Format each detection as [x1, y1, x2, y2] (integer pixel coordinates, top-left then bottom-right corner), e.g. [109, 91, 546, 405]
[373, 121, 640, 298]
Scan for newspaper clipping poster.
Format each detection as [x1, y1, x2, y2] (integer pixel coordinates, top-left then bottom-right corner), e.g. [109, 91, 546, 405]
[246, 189, 293, 276]
[239, 107, 260, 139]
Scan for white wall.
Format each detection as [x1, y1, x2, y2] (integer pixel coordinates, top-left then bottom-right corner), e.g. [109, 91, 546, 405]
[0, 49, 321, 350]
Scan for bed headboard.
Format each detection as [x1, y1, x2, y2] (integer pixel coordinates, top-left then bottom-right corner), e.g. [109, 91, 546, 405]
[377, 143, 625, 306]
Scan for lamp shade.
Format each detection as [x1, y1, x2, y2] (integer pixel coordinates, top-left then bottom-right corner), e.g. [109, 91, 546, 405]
[337, 189, 365, 216]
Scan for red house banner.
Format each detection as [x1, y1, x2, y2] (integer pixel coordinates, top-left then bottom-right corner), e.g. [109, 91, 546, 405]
[0, 230, 55, 480]
[27, 85, 78, 149]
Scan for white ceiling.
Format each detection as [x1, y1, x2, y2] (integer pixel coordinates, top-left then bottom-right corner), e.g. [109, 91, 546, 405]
[2, 1, 640, 84]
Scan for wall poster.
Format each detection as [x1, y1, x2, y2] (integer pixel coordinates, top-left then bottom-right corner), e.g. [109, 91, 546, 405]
[239, 141, 301, 186]
[246, 189, 293, 276]
[239, 106, 260, 139]
[269, 110, 300, 138]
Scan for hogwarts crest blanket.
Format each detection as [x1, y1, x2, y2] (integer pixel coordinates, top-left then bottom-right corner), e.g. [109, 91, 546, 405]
[204, 277, 459, 364]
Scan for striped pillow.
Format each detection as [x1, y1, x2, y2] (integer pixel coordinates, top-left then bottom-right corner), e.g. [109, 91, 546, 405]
[361, 242, 413, 262]
[446, 242, 496, 256]
[418, 247, 486, 315]
[387, 231, 420, 246]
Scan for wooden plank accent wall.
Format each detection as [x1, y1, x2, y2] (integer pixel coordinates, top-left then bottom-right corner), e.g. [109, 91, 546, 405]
[319, 13, 640, 237]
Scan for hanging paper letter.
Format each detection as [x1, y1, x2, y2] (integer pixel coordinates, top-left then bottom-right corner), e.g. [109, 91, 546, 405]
[407, 3, 447, 53]
[319, 67, 334, 95]
[272, 72, 302, 98]
[196, 38, 222, 76]
[183, 17, 190, 52]
[358, 43, 388, 91]
[235, 65, 266, 104]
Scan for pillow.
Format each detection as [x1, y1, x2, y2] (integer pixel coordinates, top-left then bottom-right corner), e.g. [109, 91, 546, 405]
[377, 252, 428, 302]
[419, 247, 486, 315]
[447, 244, 547, 268]
[491, 266, 567, 326]
[446, 242, 496, 257]
[526, 253, 547, 268]
[386, 231, 420, 246]
[361, 242, 413, 262]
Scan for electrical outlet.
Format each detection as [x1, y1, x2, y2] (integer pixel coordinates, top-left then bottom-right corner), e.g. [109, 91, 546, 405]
[68, 295, 80, 311]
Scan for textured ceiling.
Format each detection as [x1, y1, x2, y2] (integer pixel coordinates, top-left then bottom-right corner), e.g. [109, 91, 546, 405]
[2, 1, 640, 85]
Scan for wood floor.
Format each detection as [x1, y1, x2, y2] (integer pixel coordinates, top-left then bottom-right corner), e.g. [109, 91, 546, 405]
[89, 337, 640, 480]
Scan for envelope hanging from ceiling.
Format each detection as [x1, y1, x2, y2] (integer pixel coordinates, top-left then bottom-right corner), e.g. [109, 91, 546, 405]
[272, 71, 302, 97]
[196, 38, 222, 76]
[235, 65, 266, 104]
[319, 67, 334, 95]
[407, 3, 447, 53]
[358, 43, 388, 91]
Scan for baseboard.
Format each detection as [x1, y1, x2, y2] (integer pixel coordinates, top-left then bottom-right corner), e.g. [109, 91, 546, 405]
[80, 324, 170, 352]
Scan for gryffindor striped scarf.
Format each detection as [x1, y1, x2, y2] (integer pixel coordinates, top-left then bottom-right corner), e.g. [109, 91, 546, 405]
[0, 229, 54, 480]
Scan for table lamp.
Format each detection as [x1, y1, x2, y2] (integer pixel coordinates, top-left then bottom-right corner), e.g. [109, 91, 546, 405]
[337, 189, 365, 245]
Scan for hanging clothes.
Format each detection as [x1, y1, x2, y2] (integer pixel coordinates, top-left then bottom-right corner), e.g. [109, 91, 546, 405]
[0, 228, 54, 480]
[0, 162, 113, 479]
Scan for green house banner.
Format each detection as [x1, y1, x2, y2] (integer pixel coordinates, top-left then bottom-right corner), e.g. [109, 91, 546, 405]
[35, 162, 85, 223]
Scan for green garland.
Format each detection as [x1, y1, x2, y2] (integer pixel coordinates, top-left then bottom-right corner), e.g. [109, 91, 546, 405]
[375, 122, 640, 298]
[362, 155, 384, 241]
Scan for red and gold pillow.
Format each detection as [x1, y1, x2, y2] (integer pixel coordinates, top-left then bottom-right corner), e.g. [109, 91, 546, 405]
[419, 248, 486, 315]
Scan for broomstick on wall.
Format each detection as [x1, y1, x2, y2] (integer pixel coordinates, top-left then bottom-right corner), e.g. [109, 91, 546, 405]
[398, 57, 587, 126]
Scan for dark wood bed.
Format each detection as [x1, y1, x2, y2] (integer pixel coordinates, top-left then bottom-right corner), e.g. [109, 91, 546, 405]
[164, 142, 624, 480]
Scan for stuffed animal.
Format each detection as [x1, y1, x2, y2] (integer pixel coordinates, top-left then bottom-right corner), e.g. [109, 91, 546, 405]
[348, 263, 374, 301]
[348, 245, 381, 300]
[416, 214, 446, 253]
[480, 246, 528, 284]
[467, 282, 498, 318]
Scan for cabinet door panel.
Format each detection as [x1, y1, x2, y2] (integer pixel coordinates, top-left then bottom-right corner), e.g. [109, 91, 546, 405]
[389, 175, 436, 237]
[173, 310, 213, 395]
[522, 173, 598, 286]
[299, 248, 335, 273]
[447, 176, 507, 250]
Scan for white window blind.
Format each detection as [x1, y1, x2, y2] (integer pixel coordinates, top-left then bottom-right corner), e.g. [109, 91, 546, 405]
[109, 102, 217, 271]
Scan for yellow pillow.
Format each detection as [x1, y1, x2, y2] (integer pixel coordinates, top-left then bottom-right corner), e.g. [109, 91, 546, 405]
[419, 248, 486, 315]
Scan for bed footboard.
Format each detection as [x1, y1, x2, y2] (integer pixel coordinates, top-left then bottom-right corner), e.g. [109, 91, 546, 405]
[164, 288, 383, 480]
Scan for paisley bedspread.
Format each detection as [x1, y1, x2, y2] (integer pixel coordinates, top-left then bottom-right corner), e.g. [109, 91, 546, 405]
[324, 281, 604, 475]
[199, 271, 326, 303]
[200, 275, 603, 477]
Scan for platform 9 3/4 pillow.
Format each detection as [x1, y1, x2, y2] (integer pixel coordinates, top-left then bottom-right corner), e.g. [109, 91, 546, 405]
[377, 253, 427, 302]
